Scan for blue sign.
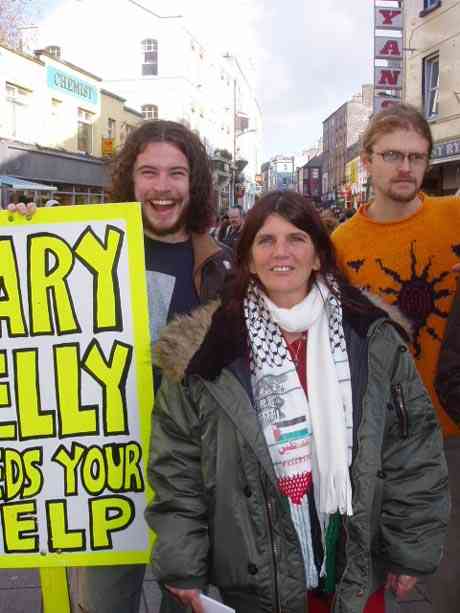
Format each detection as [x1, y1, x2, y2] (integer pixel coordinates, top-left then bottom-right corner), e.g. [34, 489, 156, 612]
[431, 138, 460, 160]
[47, 66, 98, 106]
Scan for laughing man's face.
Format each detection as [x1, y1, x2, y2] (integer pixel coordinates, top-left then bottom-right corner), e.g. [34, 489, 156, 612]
[133, 142, 190, 242]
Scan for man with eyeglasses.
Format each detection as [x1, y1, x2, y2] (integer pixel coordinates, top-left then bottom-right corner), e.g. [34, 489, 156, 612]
[332, 103, 459, 612]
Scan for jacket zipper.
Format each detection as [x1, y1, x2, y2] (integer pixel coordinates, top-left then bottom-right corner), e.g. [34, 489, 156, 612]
[263, 487, 282, 613]
[334, 516, 348, 613]
[335, 322, 387, 610]
[391, 382, 409, 438]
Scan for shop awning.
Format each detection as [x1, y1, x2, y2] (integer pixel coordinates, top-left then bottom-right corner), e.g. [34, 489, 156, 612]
[0, 175, 57, 191]
[430, 155, 460, 166]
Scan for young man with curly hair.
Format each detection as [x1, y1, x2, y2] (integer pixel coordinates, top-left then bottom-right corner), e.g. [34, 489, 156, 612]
[75, 120, 231, 613]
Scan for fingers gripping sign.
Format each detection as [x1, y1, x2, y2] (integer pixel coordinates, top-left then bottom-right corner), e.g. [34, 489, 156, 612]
[166, 586, 205, 613]
[7, 201, 37, 219]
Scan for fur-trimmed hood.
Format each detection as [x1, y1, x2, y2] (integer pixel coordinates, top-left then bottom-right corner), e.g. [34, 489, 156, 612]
[155, 289, 412, 383]
[362, 291, 413, 337]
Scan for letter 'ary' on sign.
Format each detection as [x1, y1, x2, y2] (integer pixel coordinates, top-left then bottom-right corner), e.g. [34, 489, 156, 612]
[0, 203, 154, 568]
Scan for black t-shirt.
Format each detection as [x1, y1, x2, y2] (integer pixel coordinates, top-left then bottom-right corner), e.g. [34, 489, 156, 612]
[144, 236, 199, 343]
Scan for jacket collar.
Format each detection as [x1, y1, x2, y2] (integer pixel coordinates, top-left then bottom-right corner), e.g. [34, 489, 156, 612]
[191, 232, 223, 296]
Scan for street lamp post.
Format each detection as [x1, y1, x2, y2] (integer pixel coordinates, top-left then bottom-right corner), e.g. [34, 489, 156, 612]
[232, 127, 258, 209]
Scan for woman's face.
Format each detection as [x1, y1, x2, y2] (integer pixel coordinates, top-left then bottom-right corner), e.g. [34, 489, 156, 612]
[249, 213, 320, 308]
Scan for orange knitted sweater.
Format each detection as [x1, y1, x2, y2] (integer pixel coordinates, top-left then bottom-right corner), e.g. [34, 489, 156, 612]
[332, 193, 460, 437]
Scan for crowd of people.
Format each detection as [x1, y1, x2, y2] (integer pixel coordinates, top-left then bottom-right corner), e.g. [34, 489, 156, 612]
[9, 103, 459, 613]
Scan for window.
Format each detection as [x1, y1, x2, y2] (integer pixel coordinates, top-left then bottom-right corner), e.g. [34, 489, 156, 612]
[141, 38, 158, 76]
[121, 123, 135, 144]
[6, 82, 31, 140]
[423, 54, 440, 119]
[142, 104, 158, 121]
[420, 0, 442, 16]
[107, 118, 116, 139]
[50, 98, 62, 146]
[46, 46, 61, 59]
[78, 108, 94, 153]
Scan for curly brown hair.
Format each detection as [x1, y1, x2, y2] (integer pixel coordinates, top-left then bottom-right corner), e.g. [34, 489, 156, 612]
[110, 120, 215, 233]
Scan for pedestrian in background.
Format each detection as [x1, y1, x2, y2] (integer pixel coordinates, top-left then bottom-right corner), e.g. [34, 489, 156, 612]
[320, 211, 339, 234]
[45, 198, 60, 207]
[222, 204, 244, 250]
[332, 103, 460, 611]
[146, 190, 448, 613]
[434, 274, 460, 610]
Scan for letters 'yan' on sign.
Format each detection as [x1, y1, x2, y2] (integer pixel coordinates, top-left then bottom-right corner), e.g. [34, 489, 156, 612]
[0, 203, 154, 568]
[374, 66, 403, 90]
[375, 37, 403, 60]
[375, 7, 402, 29]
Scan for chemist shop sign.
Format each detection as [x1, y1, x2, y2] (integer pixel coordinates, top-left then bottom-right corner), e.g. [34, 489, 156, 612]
[47, 66, 98, 106]
[0, 203, 153, 568]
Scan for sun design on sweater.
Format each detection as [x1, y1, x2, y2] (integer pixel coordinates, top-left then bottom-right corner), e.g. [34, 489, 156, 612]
[376, 241, 450, 357]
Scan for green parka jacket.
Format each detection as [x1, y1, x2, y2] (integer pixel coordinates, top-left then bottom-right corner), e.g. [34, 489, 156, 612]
[146, 288, 448, 613]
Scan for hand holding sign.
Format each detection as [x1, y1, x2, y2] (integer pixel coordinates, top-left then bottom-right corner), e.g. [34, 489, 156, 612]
[7, 201, 37, 217]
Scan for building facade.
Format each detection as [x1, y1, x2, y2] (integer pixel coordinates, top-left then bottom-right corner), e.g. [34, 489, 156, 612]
[404, 0, 460, 194]
[0, 43, 143, 206]
[299, 154, 324, 205]
[261, 155, 296, 192]
[34, 0, 262, 211]
[322, 84, 373, 206]
[344, 141, 368, 208]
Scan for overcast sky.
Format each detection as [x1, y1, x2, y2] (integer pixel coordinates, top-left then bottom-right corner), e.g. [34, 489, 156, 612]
[253, 0, 374, 158]
[39, 0, 374, 160]
[165, 0, 375, 159]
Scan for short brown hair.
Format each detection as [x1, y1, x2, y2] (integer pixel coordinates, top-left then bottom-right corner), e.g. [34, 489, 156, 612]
[361, 103, 433, 157]
[110, 120, 215, 234]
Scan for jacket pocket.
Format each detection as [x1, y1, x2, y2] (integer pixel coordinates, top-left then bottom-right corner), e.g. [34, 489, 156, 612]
[370, 475, 384, 547]
[391, 383, 409, 439]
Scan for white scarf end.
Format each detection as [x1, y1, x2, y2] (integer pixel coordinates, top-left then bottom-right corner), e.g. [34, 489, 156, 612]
[320, 473, 353, 516]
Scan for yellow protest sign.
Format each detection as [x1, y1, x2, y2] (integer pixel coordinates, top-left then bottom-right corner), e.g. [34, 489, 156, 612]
[0, 203, 154, 568]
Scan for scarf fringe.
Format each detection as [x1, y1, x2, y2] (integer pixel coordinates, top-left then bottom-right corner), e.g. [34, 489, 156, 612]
[320, 471, 353, 516]
[290, 497, 319, 589]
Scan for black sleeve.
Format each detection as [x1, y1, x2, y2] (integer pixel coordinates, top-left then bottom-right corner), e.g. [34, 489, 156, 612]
[435, 279, 460, 425]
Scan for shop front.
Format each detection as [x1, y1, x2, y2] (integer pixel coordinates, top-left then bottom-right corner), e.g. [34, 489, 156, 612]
[0, 139, 109, 206]
[424, 138, 460, 195]
[0, 175, 57, 208]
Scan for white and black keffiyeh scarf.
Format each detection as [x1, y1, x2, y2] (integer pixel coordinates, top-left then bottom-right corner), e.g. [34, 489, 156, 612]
[244, 277, 353, 587]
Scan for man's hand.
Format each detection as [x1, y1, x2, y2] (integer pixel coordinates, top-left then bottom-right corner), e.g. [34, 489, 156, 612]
[165, 585, 204, 613]
[7, 202, 37, 217]
[385, 573, 417, 599]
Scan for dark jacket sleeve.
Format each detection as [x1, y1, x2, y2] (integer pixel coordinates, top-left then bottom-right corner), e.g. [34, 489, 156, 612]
[145, 377, 209, 590]
[378, 325, 449, 576]
[435, 279, 460, 426]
